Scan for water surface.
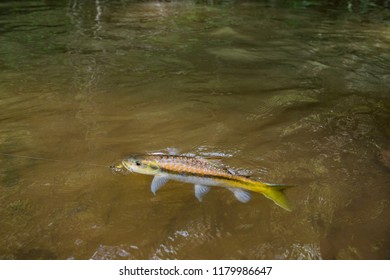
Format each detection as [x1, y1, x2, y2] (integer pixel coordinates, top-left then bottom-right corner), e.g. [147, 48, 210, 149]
[0, 0, 389, 259]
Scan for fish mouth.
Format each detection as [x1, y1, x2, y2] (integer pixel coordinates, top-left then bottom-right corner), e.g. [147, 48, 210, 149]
[121, 160, 135, 173]
[110, 161, 132, 174]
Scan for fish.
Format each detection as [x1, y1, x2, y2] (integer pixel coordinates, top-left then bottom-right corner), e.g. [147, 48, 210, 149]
[112, 154, 295, 211]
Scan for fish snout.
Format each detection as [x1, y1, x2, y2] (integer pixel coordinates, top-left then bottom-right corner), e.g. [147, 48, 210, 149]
[110, 161, 130, 175]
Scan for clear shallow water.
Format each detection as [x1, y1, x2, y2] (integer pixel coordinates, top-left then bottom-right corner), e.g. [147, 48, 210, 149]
[0, 0, 389, 259]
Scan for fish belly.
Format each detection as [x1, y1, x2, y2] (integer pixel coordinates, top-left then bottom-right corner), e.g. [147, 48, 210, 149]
[164, 174, 224, 188]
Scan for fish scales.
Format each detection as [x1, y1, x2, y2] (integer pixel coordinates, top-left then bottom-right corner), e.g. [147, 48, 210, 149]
[147, 155, 231, 178]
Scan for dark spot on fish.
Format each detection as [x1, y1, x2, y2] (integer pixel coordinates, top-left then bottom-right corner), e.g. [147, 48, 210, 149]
[150, 164, 159, 170]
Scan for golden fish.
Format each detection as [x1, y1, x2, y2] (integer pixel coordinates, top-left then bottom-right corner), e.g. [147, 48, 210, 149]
[112, 154, 295, 211]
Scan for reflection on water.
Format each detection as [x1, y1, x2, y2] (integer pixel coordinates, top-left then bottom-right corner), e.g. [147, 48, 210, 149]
[0, 0, 389, 260]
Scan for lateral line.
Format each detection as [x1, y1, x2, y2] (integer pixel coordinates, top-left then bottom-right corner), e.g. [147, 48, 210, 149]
[159, 167, 252, 186]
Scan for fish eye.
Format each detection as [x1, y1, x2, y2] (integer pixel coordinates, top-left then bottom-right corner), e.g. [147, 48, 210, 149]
[135, 161, 141, 166]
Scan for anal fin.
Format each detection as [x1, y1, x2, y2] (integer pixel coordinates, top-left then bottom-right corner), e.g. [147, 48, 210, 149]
[228, 188, 251, 203]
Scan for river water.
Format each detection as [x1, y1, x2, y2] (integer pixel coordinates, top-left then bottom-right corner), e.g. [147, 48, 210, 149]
[0, 0, 389, 259]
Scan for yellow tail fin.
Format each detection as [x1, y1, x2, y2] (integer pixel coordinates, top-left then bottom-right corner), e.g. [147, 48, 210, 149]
[262, 184, 295, 211]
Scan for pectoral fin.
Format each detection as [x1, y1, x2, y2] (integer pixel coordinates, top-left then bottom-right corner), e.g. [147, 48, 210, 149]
[194, 185, 211, 202]
[228, 188, 251, 203]
[151, 175, 169, 195]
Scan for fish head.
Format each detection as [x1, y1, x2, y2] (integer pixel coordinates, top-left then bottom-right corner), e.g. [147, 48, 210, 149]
[121, 156, 160, 175]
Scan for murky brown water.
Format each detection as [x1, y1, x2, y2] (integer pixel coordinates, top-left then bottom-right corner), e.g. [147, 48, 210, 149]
[1, 0, 389, 260]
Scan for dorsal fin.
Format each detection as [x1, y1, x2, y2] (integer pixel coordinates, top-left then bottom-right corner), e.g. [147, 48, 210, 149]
[202, 156, 224, 161]
[167, 148, 180, 155]
[201, 156, 225, 168]
[224, 167, 251, 178]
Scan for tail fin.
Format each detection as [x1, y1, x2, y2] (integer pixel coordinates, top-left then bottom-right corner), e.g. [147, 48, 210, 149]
[262, 184, 295, 211]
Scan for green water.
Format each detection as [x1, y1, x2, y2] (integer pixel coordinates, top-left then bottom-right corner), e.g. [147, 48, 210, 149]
[0, 0, 389, 259]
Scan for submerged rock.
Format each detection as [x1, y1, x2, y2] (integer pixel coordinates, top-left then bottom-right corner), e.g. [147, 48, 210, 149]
[210, 27, 251, 41]
[90, 244, 138, 260]
[378, 148, 390, 170]
[208, 47, 262, 62]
